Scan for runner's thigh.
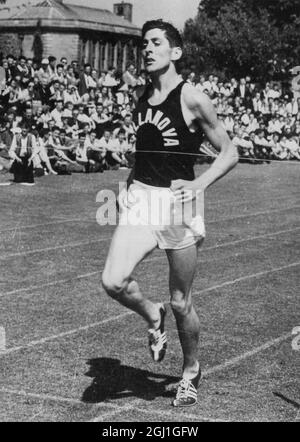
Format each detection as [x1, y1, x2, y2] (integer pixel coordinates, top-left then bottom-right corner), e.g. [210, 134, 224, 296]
[104, 224, 157, 280]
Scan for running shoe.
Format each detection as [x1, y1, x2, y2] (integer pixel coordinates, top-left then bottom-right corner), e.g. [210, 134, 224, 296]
[172, 366, 201, 407]
[148, 303, 167, 362]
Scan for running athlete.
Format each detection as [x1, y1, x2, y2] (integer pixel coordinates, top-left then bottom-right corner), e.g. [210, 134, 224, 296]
[102, 20, 238, 407]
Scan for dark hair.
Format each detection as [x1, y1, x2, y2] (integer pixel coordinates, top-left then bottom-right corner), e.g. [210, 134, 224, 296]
[41, 128, 50, 137]
[142, 19, 183, 48]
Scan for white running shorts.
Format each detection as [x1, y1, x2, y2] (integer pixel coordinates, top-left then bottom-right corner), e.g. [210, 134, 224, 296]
[118, 180, 205, 250]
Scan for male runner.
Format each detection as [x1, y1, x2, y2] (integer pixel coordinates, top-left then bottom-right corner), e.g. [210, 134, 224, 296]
[102, 20, 238, 407]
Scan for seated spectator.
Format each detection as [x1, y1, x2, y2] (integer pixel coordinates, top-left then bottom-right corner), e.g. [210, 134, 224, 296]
[47, 126, 81, 174]
[54, 63, 67, 85]
[125, 133, 136, 168]
[245, 113, 259, 134]
[232, 126, 254, 161]
[113, 113, 135, 140]
[286, 135, 300, 160]
[0, 122, 12, 173]
[122, 63, 137, 88]
[9, 124, 38, 185]
[34, 128, 58, 176]
[50, 99, 64, 128]
[77, 104, 95, 131]
[103, 66, 119, 88]
[253, 129, 273, 161]
[108, 129, 129, 169]
[97, 129, 113, 164]
[85, 130, 106, 172]
[65, 64, 79, 87]
[49, 80, 64, 106]
[36, 58, 51, 85]
[271, 133, 288, 160]
[75, 133, 95, 172]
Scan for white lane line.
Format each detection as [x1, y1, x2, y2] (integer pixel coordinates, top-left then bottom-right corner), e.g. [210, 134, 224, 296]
[0, 387, 141, 418]
[202, 332, 293, 377]
[132, 407, 230, 423]
[1, 261, 299, 356]
[193, 261, 300, 295]
[1, 330, 291, 422]
[1, 205, 299, 260]
[0, 312, 133, 356]
[0, 329, 293, 422]
[0, 237, 111, 260]
[88, 403, 139, 423]
[0, 218, 85, 234]
[1, 225, 299, 298]
[202, 226, 300, 251]
[1, 193, 298, 234]
[89, 330, 293, 423]
[0, 271, 100, 297]
[0, 389, 84, 405]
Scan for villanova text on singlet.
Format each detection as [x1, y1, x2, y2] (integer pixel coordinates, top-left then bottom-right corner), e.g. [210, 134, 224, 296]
[133, 81, 204, 188]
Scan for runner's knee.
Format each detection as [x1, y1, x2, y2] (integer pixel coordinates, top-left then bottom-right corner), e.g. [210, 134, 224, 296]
[170, 291, 192, 316]
[102, 270, 128, 298]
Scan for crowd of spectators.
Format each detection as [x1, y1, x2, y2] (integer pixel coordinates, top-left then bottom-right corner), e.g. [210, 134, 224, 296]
[186, 72, 300, 163]
[0, 55, 299, 185]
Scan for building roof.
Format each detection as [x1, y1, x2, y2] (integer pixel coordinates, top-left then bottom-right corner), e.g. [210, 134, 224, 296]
[0, 0, 141, 37]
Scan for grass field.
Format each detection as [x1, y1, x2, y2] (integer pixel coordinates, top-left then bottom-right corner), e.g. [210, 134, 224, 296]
[0, 163, 299, 422]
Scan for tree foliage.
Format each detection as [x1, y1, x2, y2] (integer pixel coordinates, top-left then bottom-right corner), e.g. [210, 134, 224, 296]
[182, 0, 300, 81]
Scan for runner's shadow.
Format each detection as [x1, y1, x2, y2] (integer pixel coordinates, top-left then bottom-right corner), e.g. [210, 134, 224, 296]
[82, 358, 179, 403]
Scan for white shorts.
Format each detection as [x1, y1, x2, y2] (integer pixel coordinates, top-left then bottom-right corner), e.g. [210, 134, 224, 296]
[118, 180, 205, 250]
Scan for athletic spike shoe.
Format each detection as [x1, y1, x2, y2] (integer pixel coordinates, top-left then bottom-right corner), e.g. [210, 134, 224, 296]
[148, 304, 167, 362]
[172, 366, 201, 407]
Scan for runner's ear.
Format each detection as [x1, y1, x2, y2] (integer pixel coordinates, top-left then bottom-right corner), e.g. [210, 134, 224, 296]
[171, 47, 182, 62]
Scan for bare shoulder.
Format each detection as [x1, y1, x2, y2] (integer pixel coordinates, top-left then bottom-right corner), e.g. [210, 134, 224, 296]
[182, 83, 216, 121]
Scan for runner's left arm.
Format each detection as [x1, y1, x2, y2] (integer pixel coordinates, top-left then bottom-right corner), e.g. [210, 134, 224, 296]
[172, 87, 238, 195]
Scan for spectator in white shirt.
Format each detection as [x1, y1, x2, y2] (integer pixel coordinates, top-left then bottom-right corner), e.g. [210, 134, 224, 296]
[77, 104, 95, 131]
[195, 75, 206, 93]
[224, 110, 235, 133]
[50, 100, 64, 128]
[245, 113, 259, 134]
[9, 124, 38, 184]
[103, 66, 119, 88]
[35, 129, 58, 175]
[286, 135, 300, 160]
[109, 130, 129, 168]
[122, 63, 138, 88]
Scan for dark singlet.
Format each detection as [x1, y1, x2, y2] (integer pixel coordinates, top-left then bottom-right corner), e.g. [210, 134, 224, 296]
[133, 81, 204, 188]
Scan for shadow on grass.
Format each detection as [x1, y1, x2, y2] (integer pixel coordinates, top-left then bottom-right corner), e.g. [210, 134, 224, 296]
[81, 358, 179, 403]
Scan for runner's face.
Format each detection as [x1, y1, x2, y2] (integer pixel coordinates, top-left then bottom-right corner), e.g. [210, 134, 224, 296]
[142, 28, 178, 73]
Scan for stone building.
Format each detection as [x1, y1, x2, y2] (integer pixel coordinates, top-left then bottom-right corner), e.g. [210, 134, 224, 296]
[0, 0, 141, 71]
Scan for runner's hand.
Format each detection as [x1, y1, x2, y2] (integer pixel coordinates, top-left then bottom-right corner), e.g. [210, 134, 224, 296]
[171, 179, 204, 202]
